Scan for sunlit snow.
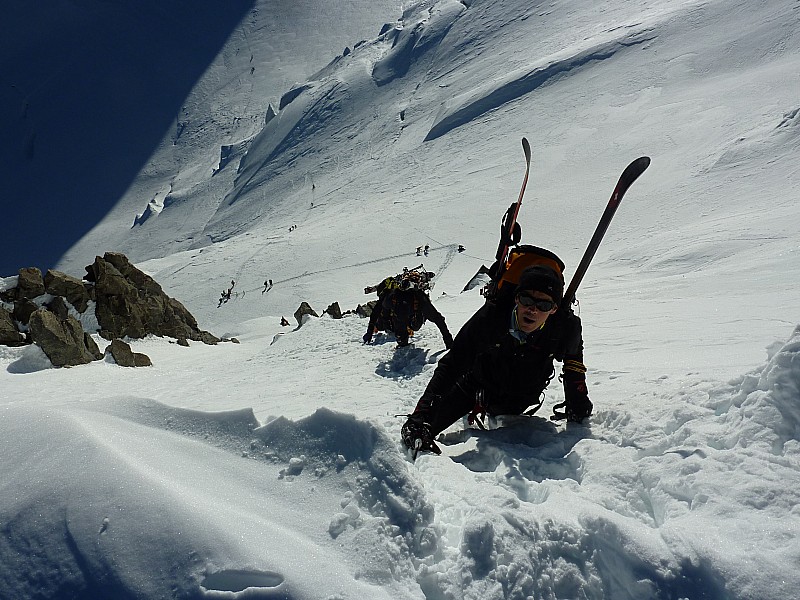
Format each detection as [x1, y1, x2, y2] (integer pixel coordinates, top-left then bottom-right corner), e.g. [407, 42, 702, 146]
[2, 0, 799, 598]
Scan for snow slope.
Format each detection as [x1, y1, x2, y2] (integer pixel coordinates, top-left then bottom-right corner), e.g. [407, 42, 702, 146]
[0, 0, 402, 276]
[2, 0, 800, 597]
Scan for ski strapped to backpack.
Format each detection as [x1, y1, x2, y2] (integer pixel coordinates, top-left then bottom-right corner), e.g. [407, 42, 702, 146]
[463, 137, 533, 298]
[472, 149, 650, 308]
[489, 137, 531, 283]
[561, 156, 651, 308]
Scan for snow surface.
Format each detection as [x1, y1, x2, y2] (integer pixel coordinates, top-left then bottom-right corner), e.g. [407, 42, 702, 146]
[2, 0, 800, 598]
[0, 0, 402, 275]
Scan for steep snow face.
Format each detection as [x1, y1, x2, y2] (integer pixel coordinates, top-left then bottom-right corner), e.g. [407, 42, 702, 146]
[0, 0, 403, 277]
[0, 0, 255, 276]
[86, 0, 797, 355]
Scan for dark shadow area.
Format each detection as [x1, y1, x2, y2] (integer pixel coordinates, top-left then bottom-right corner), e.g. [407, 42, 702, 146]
[444, 415, 592, 481]
[0, 0, 255, 276]
[202, 569, 285, 593]
[375, 342, 430, 379]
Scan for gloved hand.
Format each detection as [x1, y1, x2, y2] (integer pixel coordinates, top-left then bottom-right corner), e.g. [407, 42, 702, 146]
[363, 330, 373, 344]
[551, 376, 592, 423]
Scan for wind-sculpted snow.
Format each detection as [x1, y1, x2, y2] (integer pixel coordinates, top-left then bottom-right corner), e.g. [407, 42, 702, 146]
[425, 28, 656, 141]
[4, 0, 800, 595]
[0, 398, 430, 599]
[372, 0, 466, 86]
[711, 106, 800, 171]
[254, 408, 435, 537]
[410, 416, 735, 599]
[222, 81, 322, 210]
[2, 308, 800, 598]
[713, 324, 800, 452]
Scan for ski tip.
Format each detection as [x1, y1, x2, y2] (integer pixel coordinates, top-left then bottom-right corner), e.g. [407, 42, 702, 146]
[522, 137, 531, 160]
[618, 156, 651, 190]
[629, 156, 651, 175]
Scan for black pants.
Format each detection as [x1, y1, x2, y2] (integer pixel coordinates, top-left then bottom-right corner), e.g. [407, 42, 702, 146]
[413, 386, 479, 436]
[414, 384, 536, 436]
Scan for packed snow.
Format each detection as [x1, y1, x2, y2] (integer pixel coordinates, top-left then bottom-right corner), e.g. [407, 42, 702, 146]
[2, 0, 800, 598]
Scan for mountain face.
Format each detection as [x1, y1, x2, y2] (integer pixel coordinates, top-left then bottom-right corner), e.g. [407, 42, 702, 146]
[0, 0, 403, 276]
[6, 0, 799, 343]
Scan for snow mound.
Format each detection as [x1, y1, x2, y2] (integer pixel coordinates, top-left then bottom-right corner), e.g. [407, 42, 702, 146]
[255, 407, 435, 536]
[371, 0, 466, 86]
[711, 107, 800, 170]
[714, 324, 800, 453]
[0, 399, 432, 599]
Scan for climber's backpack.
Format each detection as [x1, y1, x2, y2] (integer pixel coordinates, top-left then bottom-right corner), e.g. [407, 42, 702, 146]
[484, 244, 566, 307]
[382, 289, 424, 332]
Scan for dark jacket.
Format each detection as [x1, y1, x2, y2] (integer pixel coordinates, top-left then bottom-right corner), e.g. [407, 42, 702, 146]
[413, 299, 588, 434]
[367, 288, 452, 345]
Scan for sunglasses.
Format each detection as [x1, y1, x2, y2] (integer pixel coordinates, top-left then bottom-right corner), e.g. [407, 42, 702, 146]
[516, 293, 556, 311]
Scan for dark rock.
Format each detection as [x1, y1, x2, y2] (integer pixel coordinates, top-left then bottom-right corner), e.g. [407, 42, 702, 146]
[134, 352, 153, 367]
[107, 338, 151, 367]
[44, 269, 91, 313]
[46, 296, 70, 321]
[3, 252, 219, 355]
[17, 267, 45, 300]
[12, 299, 38, 325]
[29, 307, 103, 367]
[0, 307, 26, 346]
[324, 302, 343, 319]
[356, 301, 377, 318]
[87, 252, 219, 344]
[294, 302, 319, 327]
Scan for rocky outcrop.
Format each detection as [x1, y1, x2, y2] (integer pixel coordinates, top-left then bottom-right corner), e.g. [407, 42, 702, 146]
[356, 301, 376, 318]
[323, 302, 343, 319]
[294, 302, 319, 326]
[12, 299, 38, 326]
[1, 253, 221, 368]
[44, 269, 91, 313]
[16, 267, 46, 301]
[28, 308, 103, 367]
[0, 308, 26, 346]
[106, 339, 152, 367]
[86, 252, 220, 344]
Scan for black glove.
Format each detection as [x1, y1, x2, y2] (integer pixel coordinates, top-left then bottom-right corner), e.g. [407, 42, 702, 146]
[363, 330, 373, 344]
[551, 376, 592, 423]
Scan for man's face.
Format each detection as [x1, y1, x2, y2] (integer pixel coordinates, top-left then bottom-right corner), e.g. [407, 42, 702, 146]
[515, 291, 558, 333]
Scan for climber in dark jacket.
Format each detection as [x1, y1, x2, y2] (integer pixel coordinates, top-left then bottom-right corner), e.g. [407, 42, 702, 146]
[402, 264, 592, 456]
[364, 286, 453, 348]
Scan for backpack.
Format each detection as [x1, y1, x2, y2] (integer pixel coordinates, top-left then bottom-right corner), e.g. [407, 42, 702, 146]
[485, 245, 566, 308]
[383, 289, 425, 332]
[364, 266, 435, 296]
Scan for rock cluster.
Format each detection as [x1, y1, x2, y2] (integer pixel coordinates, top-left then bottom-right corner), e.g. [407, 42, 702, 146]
[1, 253, 219, 367]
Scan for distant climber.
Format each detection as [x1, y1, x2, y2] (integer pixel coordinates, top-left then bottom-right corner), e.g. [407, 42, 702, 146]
[362, 267, 452, 349]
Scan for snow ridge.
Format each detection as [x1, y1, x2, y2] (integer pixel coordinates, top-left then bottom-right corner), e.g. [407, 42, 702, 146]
[425, 28, 657, 141]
